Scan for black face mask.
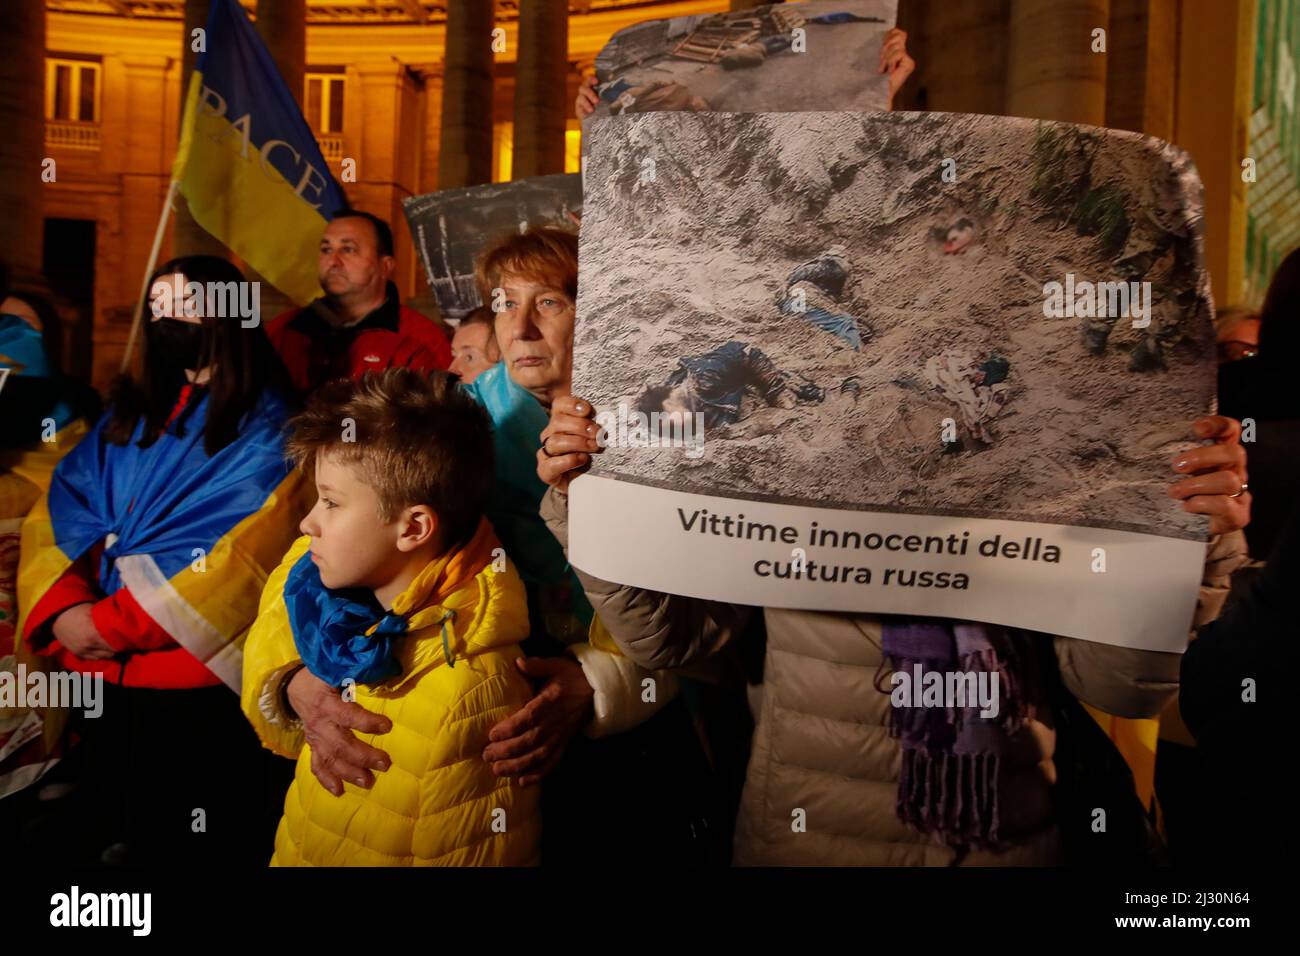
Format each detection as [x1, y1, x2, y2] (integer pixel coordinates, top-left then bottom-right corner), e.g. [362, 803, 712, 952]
[148, 318, 206, 374]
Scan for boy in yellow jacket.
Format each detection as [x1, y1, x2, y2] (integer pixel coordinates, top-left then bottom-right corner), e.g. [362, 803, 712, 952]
[242, 369, 539, 866]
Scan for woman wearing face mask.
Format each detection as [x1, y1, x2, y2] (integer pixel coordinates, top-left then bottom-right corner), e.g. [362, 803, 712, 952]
[16, 256, 312, 865]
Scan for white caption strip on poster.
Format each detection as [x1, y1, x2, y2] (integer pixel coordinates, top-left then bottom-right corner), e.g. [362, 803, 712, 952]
[568, 473, 1205, 653]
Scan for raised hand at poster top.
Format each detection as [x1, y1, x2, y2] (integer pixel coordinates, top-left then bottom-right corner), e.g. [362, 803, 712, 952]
[879, 28, 915, 110]
[575, 73, 599, 120]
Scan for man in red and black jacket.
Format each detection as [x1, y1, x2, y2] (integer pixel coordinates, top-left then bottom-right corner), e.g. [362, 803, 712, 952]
[266, 210, 450, 393]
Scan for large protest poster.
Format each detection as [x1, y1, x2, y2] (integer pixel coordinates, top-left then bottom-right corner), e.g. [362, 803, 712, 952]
[589, 0, 896, 118]
[402, 174, 582, 321]
[567, 111, 1215, 653]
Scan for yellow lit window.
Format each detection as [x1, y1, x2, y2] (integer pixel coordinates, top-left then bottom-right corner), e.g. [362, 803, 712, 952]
[305, 73, 345, 134]
[494, 122, 514, 183]
[45, 58, 100, 123]
[565, 122, 581, 173]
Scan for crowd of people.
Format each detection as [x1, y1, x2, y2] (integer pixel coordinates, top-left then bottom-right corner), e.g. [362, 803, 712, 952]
[0, 27, 1288, 868]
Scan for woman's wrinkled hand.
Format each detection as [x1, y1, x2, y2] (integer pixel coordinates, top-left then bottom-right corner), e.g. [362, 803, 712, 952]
[287, 666, 393, 797]
[537, 394, 601, 493]
[1167, 415, 1251, 536]
[483, 656, 595, 787]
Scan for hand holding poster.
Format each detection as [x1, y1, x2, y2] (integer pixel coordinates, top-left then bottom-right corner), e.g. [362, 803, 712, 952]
[567, 111, 1216, 653]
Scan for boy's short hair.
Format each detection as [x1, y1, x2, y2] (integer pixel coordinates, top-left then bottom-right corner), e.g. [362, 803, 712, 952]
[474, 225, 578, 307]
[288, 369, 494, 547]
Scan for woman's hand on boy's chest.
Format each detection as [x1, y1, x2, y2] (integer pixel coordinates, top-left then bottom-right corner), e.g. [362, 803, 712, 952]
[289, 666, 394, 798]
[481, 655, 595, 788]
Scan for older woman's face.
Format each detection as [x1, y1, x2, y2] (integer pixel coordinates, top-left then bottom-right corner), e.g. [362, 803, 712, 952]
[494, 274, 574, 404]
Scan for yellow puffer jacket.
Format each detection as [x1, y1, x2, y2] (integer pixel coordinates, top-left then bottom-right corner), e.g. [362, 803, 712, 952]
[242, 527, 540, 866]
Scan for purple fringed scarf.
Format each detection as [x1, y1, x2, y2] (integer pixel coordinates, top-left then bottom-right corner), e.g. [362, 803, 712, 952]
[878, 620, 1032, 850]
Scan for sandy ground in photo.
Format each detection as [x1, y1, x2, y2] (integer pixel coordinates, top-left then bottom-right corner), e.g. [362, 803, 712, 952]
[573, 111, 1215, 540]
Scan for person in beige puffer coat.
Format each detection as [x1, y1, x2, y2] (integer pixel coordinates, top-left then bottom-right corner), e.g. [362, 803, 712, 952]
[536, 398, 1251, 866]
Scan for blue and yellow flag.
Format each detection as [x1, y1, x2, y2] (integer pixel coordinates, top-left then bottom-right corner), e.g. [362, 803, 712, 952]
[17, 388, 312, 691]
[172, 0, 347, 305]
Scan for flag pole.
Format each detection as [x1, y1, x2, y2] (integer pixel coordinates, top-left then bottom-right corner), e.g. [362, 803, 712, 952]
[119, 178, 180, 374]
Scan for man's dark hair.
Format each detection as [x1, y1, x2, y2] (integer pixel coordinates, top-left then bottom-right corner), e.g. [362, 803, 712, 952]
[330, 210, 394, 258]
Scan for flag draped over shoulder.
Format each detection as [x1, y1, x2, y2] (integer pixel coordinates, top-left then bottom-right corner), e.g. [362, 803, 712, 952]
[17, 389, 311, 691]
[172, 0, 347, 305]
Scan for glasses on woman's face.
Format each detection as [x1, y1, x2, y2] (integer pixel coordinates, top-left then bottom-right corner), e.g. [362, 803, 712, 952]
[1216, 340, 1260, 363]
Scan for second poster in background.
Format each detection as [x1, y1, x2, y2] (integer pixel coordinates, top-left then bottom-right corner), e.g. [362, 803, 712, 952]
[403, 174, 583, 322]
[591, 0, 897, 116]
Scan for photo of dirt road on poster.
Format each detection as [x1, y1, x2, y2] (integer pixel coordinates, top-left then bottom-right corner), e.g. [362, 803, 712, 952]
[589, 0, 896, 118]
[402, 173, 582, 321]
[567, 111, 1216, 652]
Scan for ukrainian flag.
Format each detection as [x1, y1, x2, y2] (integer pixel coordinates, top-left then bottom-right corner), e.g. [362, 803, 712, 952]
[172, 0, 347, 305]
[17, 389, 313, 692]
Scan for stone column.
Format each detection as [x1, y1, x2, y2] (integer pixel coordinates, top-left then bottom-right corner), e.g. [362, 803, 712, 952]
[1174, 0, 1255, 306]
[1104, 0, 1176, 139]
[407, 65, 446, 322]
[439, 0, 496, 188]
[96, 55, 172, 383]
[120, 57, 173, 279]
[914, 0, 1011, 116]
[1005, 0, 1109, 124]
[0, 0, 46, 283]
[256, 0, 306, 108]
[512, 0, 569, 178]
[419, 65, 444, 194]
[173, 0, 228, 258]
[354, 62, 423, 297]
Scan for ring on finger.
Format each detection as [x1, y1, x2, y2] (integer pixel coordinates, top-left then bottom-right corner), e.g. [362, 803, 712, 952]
[1229, 480, 1249, 499]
